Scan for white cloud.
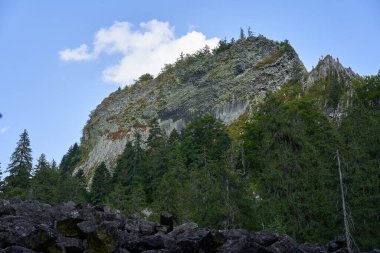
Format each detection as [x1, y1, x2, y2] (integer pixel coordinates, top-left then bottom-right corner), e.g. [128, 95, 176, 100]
[59, 44, 93, 61]
[59, 20, 219, 85]
[0, 127, 8, 134]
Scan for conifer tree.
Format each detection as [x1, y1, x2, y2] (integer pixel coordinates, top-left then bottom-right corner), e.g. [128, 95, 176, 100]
[154, 146, 188, 223]
[240, 27, 245, 40]
[31, 154, 59, 204]
[145, 119, 168, 201]
[90, 162, 112, 204]
[55, 171, 87, 204]
[339, 74, 380, 249]
[244, 95, 339, 242]
[60, 143, 81, 174]
[4, 129, 33, 198]
[125, 184, 147, 216]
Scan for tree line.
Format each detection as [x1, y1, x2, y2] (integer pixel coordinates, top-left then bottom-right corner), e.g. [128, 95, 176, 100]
[0, 73, 378, 250]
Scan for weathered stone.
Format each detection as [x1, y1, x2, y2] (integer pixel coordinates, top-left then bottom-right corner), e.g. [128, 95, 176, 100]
[219, 236, 269, 253]
[296, 243, 328, 253]
[155, 225, 169, 234]
[74, 36, 309, 182]
[77, 220, 97, 235]
[251, 231, 280, 247]
[0, 200, 365, 253]
[124, 219, 140, 234]
[169, 222, 198, 238]
[221, 229, 250, 240]
[267, 235, 297, 253]
[139, 220, 158, 236]
[127, 234, 166, 252]
[200, 230, 226, 252]
[56, 218, 83, 237]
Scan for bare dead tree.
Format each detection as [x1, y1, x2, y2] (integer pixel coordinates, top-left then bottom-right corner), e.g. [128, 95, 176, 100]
[337, 149, 352, 253]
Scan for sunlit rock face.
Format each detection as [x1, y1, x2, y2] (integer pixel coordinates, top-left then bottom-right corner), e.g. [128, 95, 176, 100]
[76, 35, 306, 179]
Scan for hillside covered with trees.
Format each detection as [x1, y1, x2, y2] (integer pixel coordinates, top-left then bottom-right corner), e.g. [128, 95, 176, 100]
[1, 71, 379, 250]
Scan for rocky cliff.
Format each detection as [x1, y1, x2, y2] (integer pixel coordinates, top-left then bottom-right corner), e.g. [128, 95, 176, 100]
[75, 35, 358, 180]
[2, 199, 377, 253]
[304, 55, 359, 120]
[75, 36, 306, 178]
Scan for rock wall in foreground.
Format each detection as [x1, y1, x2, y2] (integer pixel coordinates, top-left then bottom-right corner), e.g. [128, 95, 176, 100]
[1, 200, 378, 253]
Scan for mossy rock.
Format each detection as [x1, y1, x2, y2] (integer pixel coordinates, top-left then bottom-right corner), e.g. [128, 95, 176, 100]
[88, 227, 116, 253]
[56, 218, 83, 237]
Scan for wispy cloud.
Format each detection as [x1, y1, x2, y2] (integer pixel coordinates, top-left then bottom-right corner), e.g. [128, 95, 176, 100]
[0, 127, 9, 134]
[59, 20, 219, 85]
[59, 44, 93, 61]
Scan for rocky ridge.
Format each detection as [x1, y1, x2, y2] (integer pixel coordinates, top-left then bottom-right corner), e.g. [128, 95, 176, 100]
[305, 55, 358, 89]
[75, 36, 358, 181]
[75, 36, 306, 178]
[304, 55, 359, 120]
[1, 199, 378, 253]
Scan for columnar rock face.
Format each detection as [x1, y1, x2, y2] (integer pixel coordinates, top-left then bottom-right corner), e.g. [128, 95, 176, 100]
[2, 200, 376, 253]
[303, 55, 359, 120]
[305, 55, 358, 89]
[76, 36, 306, 178]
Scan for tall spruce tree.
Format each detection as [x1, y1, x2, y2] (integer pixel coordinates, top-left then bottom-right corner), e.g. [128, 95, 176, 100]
[179, 115, 235, 227]
[60, 143, 81, 174]
[145, 119, 168, 201]
[90, 162, 112, 204]
[31, 154, 59, 204]
[4, 129, 33, 198]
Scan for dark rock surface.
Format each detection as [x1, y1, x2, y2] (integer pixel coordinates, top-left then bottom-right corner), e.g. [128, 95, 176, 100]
[0, 200, 377, 253]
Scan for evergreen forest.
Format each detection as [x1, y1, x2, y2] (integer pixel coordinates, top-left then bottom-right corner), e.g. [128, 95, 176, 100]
[0, 73, 379, 250]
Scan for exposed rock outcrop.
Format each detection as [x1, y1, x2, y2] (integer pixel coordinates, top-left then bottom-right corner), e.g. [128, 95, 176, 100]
[304, 55, 358, 89]
[76, 36, 306, 179]
[2, 200, 377, 253]
[303, 55, 359, 121]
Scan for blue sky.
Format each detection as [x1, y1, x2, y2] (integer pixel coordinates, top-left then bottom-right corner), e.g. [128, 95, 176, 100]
[0, 0, 379, 171]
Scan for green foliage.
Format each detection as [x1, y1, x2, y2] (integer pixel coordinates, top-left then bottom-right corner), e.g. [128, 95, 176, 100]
[138, 73, 154, 83]
[181, 114, 231, 167]
[124, 184, 147, 216]
[144, 119, 168, 201]
[153, 148, 188, 222]
[30, 154, 59, 203]
[4, 130, 33, 198]
[106, 114, 254, 228]
[212, 39, 233, 54]
[290, 60, 305, 82]
[90, 162, 112, 204]
[60, 143, 82, 174]
[244, 94, 340, 242]
[239, 28, 245, 40]
[2, 71, 379, 250]
[255, 39, 293, 69]
[305, 74, 347, 111]
[338, 74, 380, 250]
[108, 132, 149, 215]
